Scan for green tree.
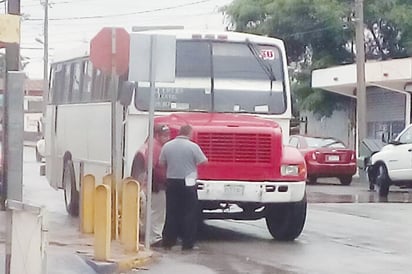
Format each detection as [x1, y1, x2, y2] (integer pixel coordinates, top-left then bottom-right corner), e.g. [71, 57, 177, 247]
[222, 0, 412, 117]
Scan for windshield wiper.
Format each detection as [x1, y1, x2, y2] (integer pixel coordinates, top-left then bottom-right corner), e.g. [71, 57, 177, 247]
[246, 39, 276, 92]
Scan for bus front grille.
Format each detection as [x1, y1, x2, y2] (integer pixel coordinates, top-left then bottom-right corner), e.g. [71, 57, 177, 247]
[197, 132, 272, 163]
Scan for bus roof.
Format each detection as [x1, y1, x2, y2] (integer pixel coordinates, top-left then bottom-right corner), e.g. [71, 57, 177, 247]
[51, 29, 286, 65]
[133, 29, 285, 47]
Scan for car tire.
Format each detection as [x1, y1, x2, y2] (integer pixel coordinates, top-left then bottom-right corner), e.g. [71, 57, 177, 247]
[265, 194, 307, 241]
[367, 166, 377, 190]
[339, 176, 352, 186]
[307, 176, 317, 184]
[376, 164, 390, 197]
[63, 160, 79, 217]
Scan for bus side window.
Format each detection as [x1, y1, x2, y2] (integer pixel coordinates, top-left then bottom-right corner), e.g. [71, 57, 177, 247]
[52, 64, 65, 104]
[71, 62, 82, 103]
[62, 64, 73, 104]
[82, 61, 93, 102]
[102, 75, 111, 101]
[49, 66, 56, 104]
[92, 69, 103, 101]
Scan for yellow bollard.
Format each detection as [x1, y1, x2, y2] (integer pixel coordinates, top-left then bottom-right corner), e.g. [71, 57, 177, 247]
[102, 174, 113, 187]
[81, 174, 95, 234]
[94, 184, 111, 261]
[121, 178, 140, 252]
[103, 174, 119, 240]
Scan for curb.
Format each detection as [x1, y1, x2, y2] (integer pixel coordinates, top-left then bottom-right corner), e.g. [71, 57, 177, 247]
[82, 257, 118, 274]
[79, 248, 154, 274]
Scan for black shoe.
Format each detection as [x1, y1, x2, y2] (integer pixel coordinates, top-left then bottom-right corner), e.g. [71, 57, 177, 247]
[151, 239, 163, 248]
[162, 243, 173, 250]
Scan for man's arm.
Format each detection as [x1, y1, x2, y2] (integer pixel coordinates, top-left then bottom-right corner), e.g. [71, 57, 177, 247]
[194, 144, 208, 165]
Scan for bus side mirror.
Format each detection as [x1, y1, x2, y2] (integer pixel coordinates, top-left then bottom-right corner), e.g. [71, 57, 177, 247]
[118, 81, 135, 106]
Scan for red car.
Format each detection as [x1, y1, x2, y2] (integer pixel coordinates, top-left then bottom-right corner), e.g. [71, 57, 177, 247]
[289, 135, 357, 185]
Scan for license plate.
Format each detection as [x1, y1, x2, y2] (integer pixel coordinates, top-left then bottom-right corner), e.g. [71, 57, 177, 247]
[224, 184, 244, 196]
[327, 155, 340, 161]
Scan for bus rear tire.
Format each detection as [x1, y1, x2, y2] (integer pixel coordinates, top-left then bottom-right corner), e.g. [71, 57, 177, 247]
[63, 160, 79, 217]
[265, 195, 307, 241]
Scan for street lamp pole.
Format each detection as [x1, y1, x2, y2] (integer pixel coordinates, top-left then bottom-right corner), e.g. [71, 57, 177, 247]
[42, 0, 49, 119]
[355, 0, 367, 155]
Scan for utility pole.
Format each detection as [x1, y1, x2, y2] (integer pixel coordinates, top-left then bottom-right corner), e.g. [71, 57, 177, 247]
[42, 0, 49, 118]
[2, 0, 22, 203]
[355, 0, 367, 155]
[4, 1, 23, 273]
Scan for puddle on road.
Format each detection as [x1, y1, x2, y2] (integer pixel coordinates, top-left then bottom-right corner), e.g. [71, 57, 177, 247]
[308, 190, 412, 203]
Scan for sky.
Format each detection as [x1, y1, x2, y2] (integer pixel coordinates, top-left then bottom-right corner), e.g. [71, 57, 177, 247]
[2, 0, 233, 79]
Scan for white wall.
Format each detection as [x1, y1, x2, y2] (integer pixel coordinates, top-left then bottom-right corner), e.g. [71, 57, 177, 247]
[300, 109, 355, 149]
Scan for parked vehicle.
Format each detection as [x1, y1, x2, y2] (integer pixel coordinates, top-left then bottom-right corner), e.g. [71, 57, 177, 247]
[367, 124, 412, 197]
[289, 135, 357, 185]
[41, 28, 307, 241]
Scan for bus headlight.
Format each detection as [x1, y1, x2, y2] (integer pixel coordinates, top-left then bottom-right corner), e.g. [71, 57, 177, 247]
[281, 165, 299, 176]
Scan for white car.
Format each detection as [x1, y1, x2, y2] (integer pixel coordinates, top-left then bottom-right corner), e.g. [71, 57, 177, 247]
[368, 124, 412, 196]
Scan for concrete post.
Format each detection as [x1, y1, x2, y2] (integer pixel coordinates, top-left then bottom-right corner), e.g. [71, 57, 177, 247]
[80, 174, 95, 234]
[102, 173, 118, 240]
[120, 178, 140, 252]
[94, 185, 111, 261]
[102, 174, 112, 188]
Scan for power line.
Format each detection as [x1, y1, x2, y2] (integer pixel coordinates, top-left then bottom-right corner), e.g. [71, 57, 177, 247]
[283, 25, 337, 38]
[26, 0, 215, 21]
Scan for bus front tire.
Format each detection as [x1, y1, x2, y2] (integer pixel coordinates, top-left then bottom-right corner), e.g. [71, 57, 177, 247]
[265, 195, 307, 241]
[63, 160, 79, 217]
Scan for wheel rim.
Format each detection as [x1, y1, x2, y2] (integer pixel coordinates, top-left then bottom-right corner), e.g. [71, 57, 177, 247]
[64, 168, 72, 206]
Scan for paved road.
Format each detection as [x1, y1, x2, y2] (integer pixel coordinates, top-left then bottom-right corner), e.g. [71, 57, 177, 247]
[132, 179, 412, 273]
[3, 146, 412, 274]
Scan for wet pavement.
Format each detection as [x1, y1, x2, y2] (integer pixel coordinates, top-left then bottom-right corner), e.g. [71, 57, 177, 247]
[3, 147, 412, 274]
[134, 202, 412, 274]
[307, 177, 412, 203]
[127, 177, 412, 274]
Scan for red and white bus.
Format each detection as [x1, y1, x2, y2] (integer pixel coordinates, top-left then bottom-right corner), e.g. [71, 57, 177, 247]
[43, 28, 307, 241]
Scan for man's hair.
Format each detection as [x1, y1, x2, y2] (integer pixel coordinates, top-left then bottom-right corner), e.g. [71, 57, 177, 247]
[179, 124, 192, 136]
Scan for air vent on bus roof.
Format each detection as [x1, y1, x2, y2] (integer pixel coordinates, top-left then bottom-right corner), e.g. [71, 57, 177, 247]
[191, 34, 228, 40]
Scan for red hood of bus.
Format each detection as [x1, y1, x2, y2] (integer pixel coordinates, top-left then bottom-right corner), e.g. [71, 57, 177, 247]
[155, 113, 284, 181]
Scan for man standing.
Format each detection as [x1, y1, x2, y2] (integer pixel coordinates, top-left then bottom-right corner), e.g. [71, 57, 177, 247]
[159, 124, 208, 250]
[131, 124, 170, 246]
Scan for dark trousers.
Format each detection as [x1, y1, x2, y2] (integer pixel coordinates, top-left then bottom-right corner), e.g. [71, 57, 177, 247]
[162, 179, 198, 249]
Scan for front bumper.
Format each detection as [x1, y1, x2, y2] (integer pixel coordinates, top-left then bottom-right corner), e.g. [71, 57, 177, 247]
[196, 180, 306, 203]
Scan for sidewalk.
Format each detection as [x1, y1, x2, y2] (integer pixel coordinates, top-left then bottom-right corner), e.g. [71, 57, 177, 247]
[0, 209, 153, 274]
[0, 210, 98, 274]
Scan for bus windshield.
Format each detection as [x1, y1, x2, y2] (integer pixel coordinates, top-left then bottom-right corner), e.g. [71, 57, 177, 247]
[135, 40, 287, 114]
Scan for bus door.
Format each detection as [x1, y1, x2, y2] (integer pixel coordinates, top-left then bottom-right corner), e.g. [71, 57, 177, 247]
[44, 104, 60, 189]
